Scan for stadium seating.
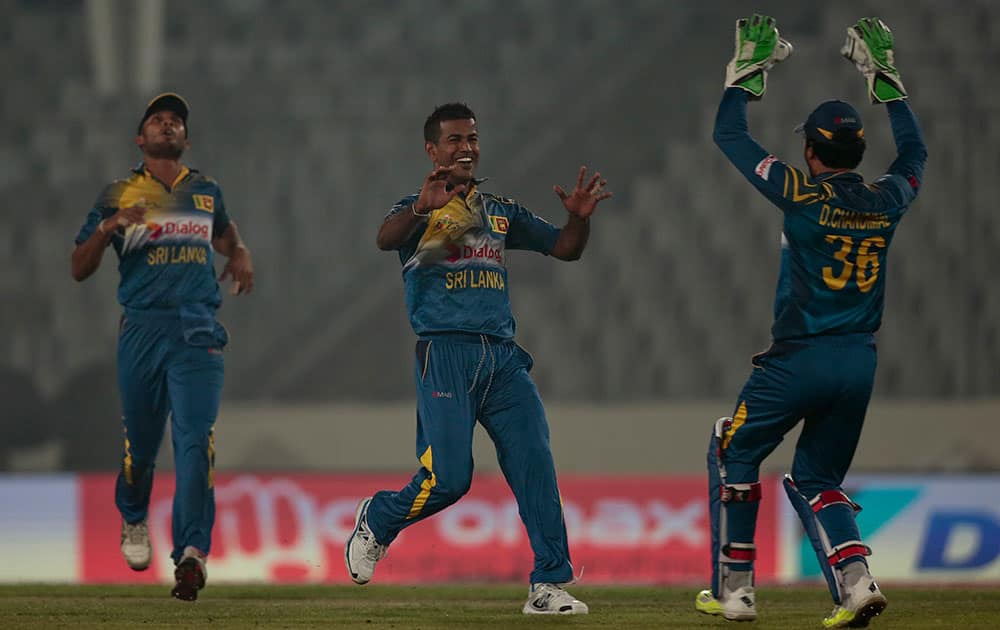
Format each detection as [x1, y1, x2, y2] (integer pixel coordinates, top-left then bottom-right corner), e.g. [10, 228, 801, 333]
[1, 0, 996, 405]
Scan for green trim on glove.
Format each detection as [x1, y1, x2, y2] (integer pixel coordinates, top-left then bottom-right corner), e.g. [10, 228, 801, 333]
[872, 74, 906, 102]
[855, 18, 896, 73]
[841, 17, 907, 103]
[725, 14, 793, 99]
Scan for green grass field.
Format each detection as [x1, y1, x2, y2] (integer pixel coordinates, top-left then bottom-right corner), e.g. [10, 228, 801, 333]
[3, 584, 999, 629]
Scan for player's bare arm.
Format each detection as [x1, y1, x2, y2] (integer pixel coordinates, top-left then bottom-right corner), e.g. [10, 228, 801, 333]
[70, 204, 147, 281]
[376, 165, 468, 251]
[213, 222, 254, 295]
[550, 166, 612, 261]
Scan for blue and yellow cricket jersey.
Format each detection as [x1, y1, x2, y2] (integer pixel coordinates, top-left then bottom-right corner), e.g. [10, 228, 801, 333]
[387, 183, 560, 339]
[75, 164, 231, 310]
[713, 88, 927, 341]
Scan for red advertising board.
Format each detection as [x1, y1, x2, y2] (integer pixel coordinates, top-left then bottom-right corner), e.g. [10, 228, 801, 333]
[79, 473, 779, 584]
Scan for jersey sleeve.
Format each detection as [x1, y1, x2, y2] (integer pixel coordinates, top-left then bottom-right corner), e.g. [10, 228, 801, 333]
[876, 100, 928, 208]
[384, 194, 424, 261]
[74, 186, 118, 245]
[713, 87, 796, 208]
[504, 202, 560, 254]
[384, 196, 412, 223]
[211, 184, 232, 238]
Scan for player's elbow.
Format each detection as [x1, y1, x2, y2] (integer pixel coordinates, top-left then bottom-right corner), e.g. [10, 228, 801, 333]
[71, 262, 91, 282]
[70, 249, 96, 281]
[70, 255, 84, 281]
[712, 127, 724, 146]
[377, 222, 409, 250]
[551, 246, 582, 262]
[712, 126, 735, 149]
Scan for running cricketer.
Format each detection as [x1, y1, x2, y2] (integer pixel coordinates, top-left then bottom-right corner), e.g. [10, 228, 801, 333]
[694, 16, 926, 628]
[71, 93, 254, 601]
[345, 103, 612, 615]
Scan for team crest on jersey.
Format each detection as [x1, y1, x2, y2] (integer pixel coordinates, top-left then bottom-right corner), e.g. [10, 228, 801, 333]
[192, 194, 215, 213]
[489, 216, 509, 234]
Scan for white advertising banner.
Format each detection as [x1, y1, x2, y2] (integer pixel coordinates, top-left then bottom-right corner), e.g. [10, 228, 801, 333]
[0, 475, 78, 582]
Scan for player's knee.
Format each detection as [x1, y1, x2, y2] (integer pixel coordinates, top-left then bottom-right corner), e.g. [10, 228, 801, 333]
[434, 473, 473, 505]
[721, 481, 762, 504]
[788, 475, 842, 501]
[708, 416, 733, 464]
[434, 486, 468, 506]
[519, 444, 556, 469]
[783, 475, 863, 526]
[122, 458, 155, 485]
[790, 459, 849, 498]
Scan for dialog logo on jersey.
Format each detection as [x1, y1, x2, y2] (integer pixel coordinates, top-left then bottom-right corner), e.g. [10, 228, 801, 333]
[146, 219, 211, 241]
[445, 242, 504, 264]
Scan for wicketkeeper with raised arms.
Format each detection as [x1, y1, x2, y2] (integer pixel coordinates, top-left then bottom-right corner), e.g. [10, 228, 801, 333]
[696, 16, 926, 628]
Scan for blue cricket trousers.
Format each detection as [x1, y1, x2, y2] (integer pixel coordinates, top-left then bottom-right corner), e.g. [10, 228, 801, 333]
[114, 306, 226, 564]
[365, 332, 573, 585]
[708, 333, 876, 593]
[720, 333, 876, 493]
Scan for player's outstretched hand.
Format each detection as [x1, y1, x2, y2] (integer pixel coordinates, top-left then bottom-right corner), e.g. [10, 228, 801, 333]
[841, 17, 907, 103]
[725, 14, 793, 99]
[219, 246, 254, 296]
[414, 165, 468, 215]
[554, 166, 612, 220]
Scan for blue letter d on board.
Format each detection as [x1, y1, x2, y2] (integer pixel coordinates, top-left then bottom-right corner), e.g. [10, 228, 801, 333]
[918, 511, 1000, 570]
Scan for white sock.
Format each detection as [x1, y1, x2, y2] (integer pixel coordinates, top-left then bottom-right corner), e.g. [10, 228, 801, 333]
[724, 568, 753, 593]
[840, 560, 869, 590]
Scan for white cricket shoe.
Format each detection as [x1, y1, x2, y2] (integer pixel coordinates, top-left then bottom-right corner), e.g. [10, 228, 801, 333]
[344, 497, 386, 585]
[120, 519, 151, 571]
[695, 586, 757, 621]
[823, 574, 887, 628]
[522, 583, 589, 615]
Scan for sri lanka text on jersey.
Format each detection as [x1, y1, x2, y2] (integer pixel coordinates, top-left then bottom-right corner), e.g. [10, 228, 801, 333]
[147, 245, 208, 265]
[444, 269, 505, 290]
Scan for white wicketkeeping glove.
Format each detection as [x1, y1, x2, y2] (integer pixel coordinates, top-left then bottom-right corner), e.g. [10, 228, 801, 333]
[725, 14, 793, 99]
[841, 17, 907, 103]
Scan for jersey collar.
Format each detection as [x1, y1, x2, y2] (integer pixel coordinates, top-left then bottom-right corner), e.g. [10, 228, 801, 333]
[132, 161, 194, 190]
[464, 177, 488, 201]
[815, 171, 862, 183]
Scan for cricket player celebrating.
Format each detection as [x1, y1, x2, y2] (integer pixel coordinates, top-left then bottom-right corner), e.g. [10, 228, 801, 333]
[346, 102, 612, 614]
[71, 93, 254, 601]
[695, 16, 926, 627]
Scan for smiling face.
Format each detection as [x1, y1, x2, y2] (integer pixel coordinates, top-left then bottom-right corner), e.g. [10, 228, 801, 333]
[426, 118, 479, 185]
[135, 110, 189, 159]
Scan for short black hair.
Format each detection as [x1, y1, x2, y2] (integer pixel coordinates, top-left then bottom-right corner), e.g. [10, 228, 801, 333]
[424, 102, 476, 143]
[808, 129, 866, 169]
